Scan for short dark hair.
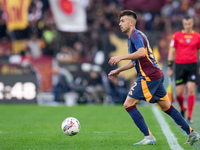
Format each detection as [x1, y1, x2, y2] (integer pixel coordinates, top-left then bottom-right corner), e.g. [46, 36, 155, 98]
[183, 16, 193, 20]
[118, 10, 137, 21]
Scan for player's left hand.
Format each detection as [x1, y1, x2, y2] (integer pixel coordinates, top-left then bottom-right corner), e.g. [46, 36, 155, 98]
[108, 56, 121, 66]
[108, 69, 119, 80]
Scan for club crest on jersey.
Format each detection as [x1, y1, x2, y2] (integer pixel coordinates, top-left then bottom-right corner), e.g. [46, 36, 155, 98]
[186, 38, 191, 43]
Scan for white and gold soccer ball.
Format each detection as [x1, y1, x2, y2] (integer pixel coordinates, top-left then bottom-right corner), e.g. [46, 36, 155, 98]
[61, 117, 81, 136]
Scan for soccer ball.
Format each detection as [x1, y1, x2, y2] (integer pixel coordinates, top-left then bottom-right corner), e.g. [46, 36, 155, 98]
[61, 117, 81, 136]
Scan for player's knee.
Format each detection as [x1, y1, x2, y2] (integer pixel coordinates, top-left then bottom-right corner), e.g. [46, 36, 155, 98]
[123, 101, 135, 109]
[158, 100, 171, 112]
[123, 100, 137, 109]
[123, 96, 139, 109]
[176, 89, 184, 97]
[176, 93, 183, 98]
[160, 105, 171, 112]
[123, 102, 129, 109]
[187, 90, 195, 95]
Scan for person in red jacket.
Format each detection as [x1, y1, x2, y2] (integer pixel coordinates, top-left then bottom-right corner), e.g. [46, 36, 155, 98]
[167, 16, 200, 124]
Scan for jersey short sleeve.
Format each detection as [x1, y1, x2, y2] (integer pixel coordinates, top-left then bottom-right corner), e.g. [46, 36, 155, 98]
[130, 32, 145, 50]
[169, 33, 177, 48]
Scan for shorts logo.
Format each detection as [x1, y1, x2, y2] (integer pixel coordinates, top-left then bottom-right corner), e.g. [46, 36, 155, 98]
[176, 79, 183, 84]
[191, 75, 196, 80]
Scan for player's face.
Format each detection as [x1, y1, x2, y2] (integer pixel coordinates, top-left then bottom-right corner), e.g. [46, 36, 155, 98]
[119, 16, 132, 33]
[182, 19, 194, 33]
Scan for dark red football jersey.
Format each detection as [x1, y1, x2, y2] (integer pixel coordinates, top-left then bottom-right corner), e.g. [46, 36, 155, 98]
[170, 30, 200, 64]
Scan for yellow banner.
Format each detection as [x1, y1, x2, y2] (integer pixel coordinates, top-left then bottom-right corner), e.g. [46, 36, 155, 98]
[0, 0, 31, 31]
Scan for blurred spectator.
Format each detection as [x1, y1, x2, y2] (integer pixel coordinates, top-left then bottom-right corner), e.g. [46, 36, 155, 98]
[152, 15, 165, 31]
[56, 45, 77, 64]
[20, 60, 36, 75]
[20, 48, 33, 64]
[26, 33, 43, 59]
[73, 41, 85, 61]
[28, 0, 43, 23]
[85, 69, 107, 104]
[52, 66, 74, 102]
[73, 75, 92, 104]
[109, 75, 127, 104]
[19, 60, 41, 88]
[42, 23, 58, 56]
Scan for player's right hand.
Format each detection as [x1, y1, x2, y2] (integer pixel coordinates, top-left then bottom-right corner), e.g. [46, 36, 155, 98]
[108, 56, 122, 66]
[167, 67, 173, 77]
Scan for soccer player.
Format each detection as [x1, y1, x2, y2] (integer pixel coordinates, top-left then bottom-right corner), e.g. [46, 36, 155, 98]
[167, 16, 200, 124]
[108, 10, 199, 145]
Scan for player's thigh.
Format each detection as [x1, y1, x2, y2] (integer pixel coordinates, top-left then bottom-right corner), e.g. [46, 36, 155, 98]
[123, 96, 140, 109]
[157, 99, 171, 112]
[175, 64, 186, 85]
[186, 63, 197, 95]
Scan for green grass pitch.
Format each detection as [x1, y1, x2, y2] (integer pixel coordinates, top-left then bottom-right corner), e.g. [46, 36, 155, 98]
[0, 103, 199, 150]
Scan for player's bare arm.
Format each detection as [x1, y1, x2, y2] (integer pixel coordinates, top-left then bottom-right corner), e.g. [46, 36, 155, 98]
[168, 47, 176, 62]
[108, 60, 134, 80]
[108, 47, 145, 66]
[167, 48, 176, 77]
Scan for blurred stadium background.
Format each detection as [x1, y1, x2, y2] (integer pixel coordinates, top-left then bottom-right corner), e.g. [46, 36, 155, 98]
[0, 0, 200, 106]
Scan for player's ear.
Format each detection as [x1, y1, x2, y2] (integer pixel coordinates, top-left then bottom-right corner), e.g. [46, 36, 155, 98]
[191, 20, 194, 26]
[131, 20, 136, 26]
[131, 18, 136, 24]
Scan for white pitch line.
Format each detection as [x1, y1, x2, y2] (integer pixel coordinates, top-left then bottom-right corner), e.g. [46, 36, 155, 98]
[152, 105, 184, 150]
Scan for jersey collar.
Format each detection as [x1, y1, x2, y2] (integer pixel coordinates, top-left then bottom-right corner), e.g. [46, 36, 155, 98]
[182, 30, 194, 34]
